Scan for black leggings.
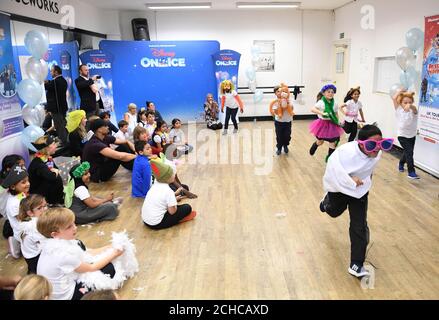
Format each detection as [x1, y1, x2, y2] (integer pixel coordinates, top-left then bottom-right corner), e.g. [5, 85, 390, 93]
[398, 136, 416, 174]
[323, 192, 369, 266]
[224, 107, 238, 130]
[343, 121, 358, 142]
[2, 219, 13, 239]
[144, 204, 192, 230]
[25, 255, 40, 274]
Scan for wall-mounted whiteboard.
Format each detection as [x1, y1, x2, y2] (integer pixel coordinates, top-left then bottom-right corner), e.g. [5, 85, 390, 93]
[373, 56, 400, 94]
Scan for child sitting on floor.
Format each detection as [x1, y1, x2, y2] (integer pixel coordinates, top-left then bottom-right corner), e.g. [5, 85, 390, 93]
[132, 141, 152, 198]
[141, 159, 196, 230]
[65, 162, 120, 225]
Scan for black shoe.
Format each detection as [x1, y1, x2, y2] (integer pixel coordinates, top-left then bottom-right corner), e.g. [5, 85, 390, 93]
[276, 149, 281, 156]
[309, 142, 318, 156]
[283, 146, 289, 154]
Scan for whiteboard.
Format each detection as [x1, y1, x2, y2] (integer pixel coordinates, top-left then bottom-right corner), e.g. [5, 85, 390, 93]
[373, 56, 400, 94]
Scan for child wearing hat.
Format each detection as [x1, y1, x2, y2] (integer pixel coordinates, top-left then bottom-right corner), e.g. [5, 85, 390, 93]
[65, 161, 120, 224]
[66, 110, 88, 157]
[2, 165, 30, 259]
[141, 158, 196, 229]
[28, 135, 64, 205]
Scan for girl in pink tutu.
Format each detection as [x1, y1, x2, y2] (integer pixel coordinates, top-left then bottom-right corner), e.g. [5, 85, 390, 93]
[309, 84, 344, 161]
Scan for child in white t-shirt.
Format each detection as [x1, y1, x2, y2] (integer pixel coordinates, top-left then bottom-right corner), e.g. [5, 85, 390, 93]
[37, 207, 123, 300]
[340, 87, 366, 142]
[391, 90, 419, 179]
[17, 194, 47, 274]
[168, 118, 194, 159]
[142, 158, 196, 229]
[2, 165, 30, 259]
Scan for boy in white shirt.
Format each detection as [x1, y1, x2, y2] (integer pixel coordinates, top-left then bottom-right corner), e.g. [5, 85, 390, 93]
[320, 125, 393, 278]
[142, 158, 196, 229]
[112, 120, 135, 152]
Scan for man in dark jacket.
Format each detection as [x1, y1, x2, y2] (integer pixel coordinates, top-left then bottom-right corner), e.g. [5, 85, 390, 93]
[44, 65, 68, 145]
[75, 64, 104, 119]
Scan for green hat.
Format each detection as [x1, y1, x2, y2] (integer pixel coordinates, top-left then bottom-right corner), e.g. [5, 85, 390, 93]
[150, 158, 173, 183]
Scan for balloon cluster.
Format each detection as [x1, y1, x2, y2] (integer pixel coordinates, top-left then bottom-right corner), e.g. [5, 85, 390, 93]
[391, 28, 424, 96]
[18, 30, 49, 151]
[247, 45, 264, 103]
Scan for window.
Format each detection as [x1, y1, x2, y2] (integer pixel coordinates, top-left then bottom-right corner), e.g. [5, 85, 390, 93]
[336, 52, 345, 73]
[373, 57, 401, 94]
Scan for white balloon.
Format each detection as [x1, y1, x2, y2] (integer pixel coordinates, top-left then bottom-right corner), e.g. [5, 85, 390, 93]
[24, 30, 49, 59]
[395, 47, 415, 72]
[22, 104, 45, 126]
[25, 57, 48, 83]
[406, 28, 424, 52]
[17, 79, 43, 107]
[248, 80, 257, 92]
[389, 83, 407, 98]
[253, 89, 264, 103]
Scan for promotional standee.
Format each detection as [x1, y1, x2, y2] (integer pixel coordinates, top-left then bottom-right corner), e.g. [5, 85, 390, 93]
[412, 14, 439, 177]
[79, 50, 116, 124]
[0, 13, 28, 164]
[212, 50, 241, 124]
[419, 14, 439, 143]
[100, 40, 220, 123]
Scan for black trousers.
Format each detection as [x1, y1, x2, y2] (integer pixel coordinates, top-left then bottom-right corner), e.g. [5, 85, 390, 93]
[398, 136, 416, 173]
[91, 158, 121, 183]
[70, 263, 116, 300]
[274, 121, 292, 150]
[323, 192, 369, 266]
[421, 90, 427, 102]
[207, 122, 223, 130]
[144, 204, 192, 230]
[51, 112, 68, 145]
[25, 254, 40, 274]
[224, 107, 238, 130]
[115, 144, 134, 171]
[343, 121, 358, 142]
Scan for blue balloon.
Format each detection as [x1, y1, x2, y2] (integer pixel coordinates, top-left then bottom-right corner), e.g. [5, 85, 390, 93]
[21, 124, 45, 152]
[24, 30, 49, 59]
[400, 66, 419, 89]
[17, 79, 42, 107]
[246, 67, 256, 81]
[253, 89, 264, 103]
[406, 28, 424, 52]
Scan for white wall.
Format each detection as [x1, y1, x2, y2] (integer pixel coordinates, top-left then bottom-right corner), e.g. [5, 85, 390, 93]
[0, 0, 120, 37]
[118, 9, 334, 115]
[334, 0, 439, 176]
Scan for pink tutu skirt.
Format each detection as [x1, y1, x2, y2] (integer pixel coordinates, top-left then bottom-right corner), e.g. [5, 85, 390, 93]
[309, 119, 344, 140]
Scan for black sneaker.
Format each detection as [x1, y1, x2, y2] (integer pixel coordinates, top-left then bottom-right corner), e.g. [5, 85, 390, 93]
[348, 263, 370, 278]
[284, 146, 289, 154]
[309, 142, 318, 156]
[276, 149, 282, 156]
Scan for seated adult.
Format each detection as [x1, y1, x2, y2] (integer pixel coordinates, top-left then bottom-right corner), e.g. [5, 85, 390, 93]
[99, 111, 119, 134]
[146, 101, 164, 123]
[204, 93, 223, 130]
[66, 110, 87, 157]
[82, 119, 136, 182]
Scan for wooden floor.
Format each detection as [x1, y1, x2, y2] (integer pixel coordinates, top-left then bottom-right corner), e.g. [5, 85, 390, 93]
[1, 120, 438, 299]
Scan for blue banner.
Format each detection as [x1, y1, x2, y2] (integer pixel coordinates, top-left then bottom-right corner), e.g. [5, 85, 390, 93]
[212, 50, 241, 123]
[79, 50, 116, 124]
[13, 41, 80, 108]
[0, 13, 29, 164]
[99, 40, 220, 123]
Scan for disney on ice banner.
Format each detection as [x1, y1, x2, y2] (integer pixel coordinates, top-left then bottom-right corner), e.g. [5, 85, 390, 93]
[212, 50, 241, 123]
[419, 15, 439, 144]
[99, 40, 220, 122]
[13, 41, 80, 109]
[0, 13, 28, 164]
[79, 50, 116, 123]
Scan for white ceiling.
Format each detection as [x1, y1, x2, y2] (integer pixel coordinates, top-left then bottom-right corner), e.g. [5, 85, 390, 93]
[77, 0, 353, 11]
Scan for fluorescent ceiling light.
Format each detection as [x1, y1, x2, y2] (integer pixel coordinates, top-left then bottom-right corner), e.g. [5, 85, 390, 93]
[145, 2, 212, 10]
[236, 2, 300, 8]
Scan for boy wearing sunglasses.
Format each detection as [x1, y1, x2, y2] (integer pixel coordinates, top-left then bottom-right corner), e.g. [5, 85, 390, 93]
[319, 125, 393, 278]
